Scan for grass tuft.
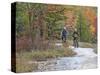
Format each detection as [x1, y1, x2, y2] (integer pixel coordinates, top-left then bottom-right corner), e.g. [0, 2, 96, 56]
[16, 48, 76, 72]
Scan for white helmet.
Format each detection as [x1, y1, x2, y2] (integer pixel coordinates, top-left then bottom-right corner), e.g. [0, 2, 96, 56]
[64, 27, 66, 30]
[74, 28, 77, 31]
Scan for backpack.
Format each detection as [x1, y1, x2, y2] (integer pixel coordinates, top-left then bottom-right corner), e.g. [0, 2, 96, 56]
[73, 32, 78, 38]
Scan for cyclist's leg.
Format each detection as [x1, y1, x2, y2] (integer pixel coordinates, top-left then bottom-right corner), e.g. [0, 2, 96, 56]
[74, 39, 76, 47]
[63, 36, 66, 42]
[73, 39, 75, 47]
[76, 39, 78, 48]
[62, 36, 64, 42]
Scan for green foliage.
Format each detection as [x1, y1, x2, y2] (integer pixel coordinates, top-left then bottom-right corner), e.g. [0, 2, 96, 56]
[45, 10, 66, 39]
[76, 11, 92, 42]
[16, 3, 29, 37]
[16, 2, 97, 51]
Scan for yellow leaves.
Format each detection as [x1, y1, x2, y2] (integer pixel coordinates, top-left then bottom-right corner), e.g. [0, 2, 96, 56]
[90, 25, 95, 35]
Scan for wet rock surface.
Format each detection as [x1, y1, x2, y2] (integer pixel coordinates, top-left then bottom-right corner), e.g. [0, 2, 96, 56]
[33, 43, 97, 72]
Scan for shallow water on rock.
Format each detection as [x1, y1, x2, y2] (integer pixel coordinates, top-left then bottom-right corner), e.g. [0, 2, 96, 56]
[33, 43, 97, 72]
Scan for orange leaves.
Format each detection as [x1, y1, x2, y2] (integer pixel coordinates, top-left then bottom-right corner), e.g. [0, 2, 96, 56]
[47, 5, 62, 12]
[90, 25, 95, 35]
[64, 11, 76, 27]
[84, 8, 97, 35]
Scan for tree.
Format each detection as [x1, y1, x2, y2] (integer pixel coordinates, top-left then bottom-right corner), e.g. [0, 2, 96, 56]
[76, 10, 92, 42]
[45, 6, 66, 40]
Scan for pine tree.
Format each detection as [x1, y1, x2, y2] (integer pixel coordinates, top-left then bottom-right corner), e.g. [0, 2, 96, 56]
[76, 10, 91, 42]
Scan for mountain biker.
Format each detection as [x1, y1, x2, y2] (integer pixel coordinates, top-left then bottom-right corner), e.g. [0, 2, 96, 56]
[61, 27, 68, 42]
[72, 28, 79, 48]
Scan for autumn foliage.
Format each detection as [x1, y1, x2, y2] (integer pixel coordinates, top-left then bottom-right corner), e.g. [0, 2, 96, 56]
[16, 3, 97, 51]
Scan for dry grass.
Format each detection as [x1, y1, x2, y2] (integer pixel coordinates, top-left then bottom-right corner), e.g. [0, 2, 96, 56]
[79, 42, 94, 48]
[16, 57, 38, 73]
[16, 40, 97, 72]
[31, 49, 76, 61]
[16, 48, 76, 72]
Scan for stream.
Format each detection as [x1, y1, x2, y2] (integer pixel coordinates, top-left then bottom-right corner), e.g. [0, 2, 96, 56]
[33, 43, 97, 72]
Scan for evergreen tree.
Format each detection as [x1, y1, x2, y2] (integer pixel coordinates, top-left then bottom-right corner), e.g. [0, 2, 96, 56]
[76, 11, 92, 42]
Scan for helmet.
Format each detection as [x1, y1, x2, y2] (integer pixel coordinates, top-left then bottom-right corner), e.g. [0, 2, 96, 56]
[64, 27, 66, 30]
[74, 28, 77, 31]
